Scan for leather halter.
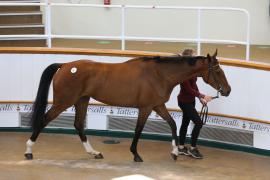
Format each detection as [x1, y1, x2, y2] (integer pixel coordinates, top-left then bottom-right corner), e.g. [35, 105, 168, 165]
[205, 62, 222, 98]
[200, 62, 222, 125]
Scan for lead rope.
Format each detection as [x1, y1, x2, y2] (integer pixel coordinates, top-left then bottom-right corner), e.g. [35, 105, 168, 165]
[200, 90, 220, 125]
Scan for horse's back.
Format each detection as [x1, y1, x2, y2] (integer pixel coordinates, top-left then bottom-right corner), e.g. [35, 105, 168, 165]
[86, 59, 156, 106]
[52, 59, 163, 107]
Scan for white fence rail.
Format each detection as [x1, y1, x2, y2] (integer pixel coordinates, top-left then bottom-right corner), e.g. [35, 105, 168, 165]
[0, 2, 250, 60]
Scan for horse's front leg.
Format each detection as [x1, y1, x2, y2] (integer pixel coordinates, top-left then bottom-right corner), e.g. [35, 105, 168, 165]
[154, 104, 178, 161]
[130, 107, 152, 162]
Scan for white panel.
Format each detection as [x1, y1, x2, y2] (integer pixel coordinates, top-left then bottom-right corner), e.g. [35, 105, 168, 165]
[87, 114, 107, 130]
[21, 56, 34, 100]
[0, 56, 11, 100]
[0, 113, 19, 127]
[7, 55, 22, 100]
[254, 132, 270, 149]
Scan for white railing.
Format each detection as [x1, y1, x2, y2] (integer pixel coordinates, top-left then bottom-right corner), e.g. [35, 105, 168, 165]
[0, 2, 250, 60]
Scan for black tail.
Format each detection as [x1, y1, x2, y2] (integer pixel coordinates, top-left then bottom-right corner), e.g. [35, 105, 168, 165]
[30, 63, 63, 131]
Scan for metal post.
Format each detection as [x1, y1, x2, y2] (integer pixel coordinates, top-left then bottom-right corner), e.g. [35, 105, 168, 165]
[197, 8, 201, 56]
[121, 5, 125, 50]
[245, 11, 250, 61]
[45, 0, 52, 48]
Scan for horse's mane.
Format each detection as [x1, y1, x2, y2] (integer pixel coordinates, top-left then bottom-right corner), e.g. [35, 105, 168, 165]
[138, 55, 207, 66]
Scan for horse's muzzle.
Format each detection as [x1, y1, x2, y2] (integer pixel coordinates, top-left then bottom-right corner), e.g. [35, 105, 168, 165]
[221, 87, 231, 97]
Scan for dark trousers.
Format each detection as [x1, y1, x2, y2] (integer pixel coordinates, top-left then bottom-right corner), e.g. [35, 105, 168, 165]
[178, 101, 203, 147]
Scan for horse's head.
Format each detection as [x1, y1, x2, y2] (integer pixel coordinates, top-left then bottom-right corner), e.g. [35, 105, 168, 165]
[201, 50, 231, 96]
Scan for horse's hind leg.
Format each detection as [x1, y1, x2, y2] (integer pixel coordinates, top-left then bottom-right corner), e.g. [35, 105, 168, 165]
[74, 96, 103, 159]
[25, 105, 66, 160]
[130, 107, 152, 162]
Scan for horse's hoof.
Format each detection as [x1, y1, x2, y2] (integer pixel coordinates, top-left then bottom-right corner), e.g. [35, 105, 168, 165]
[171, 153, 177, 161]
[24, 153, 33, 160]
[94, 153, 104, 159]
[134, 155, 143, 162]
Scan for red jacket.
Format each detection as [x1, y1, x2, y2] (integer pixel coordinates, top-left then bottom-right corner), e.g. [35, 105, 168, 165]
[178, 77, 205, 103]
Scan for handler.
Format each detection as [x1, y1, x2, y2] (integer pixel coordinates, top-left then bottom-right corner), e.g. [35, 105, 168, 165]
[178, 49, 212, 159]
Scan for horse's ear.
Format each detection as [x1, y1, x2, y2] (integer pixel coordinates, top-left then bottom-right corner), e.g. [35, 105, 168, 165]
[213, 49, 218, 58]
[206, 53, 212, 63]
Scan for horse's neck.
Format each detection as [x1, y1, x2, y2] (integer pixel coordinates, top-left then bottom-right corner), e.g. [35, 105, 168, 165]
[158, 60, 208, 87]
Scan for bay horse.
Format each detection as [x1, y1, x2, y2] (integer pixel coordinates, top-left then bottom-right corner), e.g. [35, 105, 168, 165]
[24, 50, 231, 162]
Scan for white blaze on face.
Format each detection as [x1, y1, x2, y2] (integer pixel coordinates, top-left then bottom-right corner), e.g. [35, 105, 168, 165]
[71, 67, 77, 74]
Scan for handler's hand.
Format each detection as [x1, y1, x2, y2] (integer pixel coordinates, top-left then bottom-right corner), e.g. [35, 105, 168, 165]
[199, 98, 207, 106]
[204, 95, 213, 103]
